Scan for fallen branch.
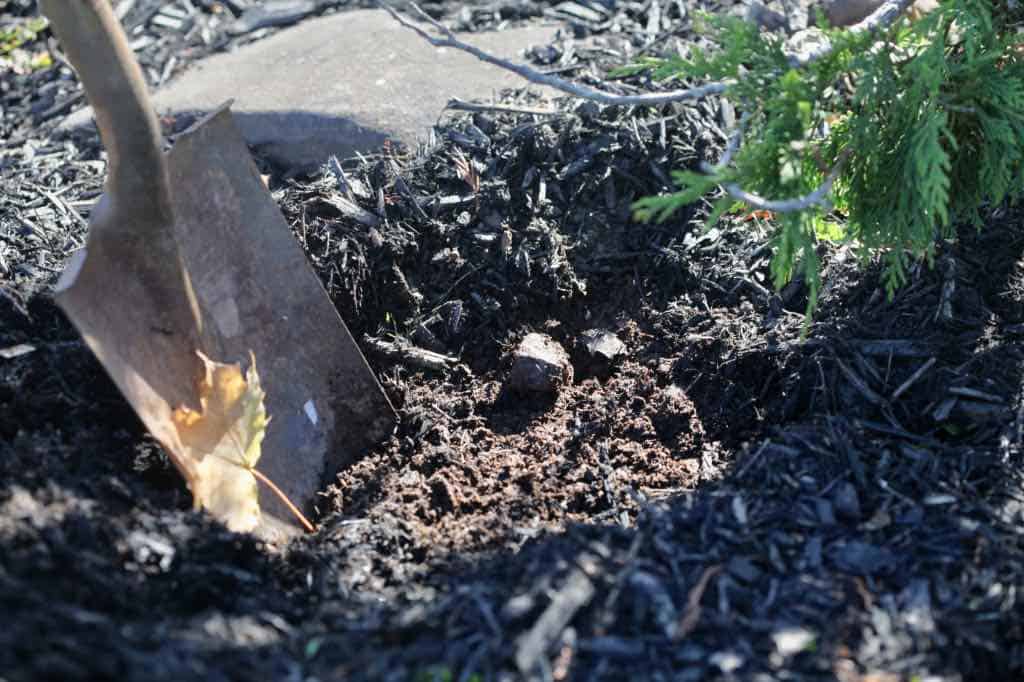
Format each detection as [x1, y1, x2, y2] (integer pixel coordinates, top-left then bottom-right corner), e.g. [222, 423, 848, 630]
[386, 0, 919, 108]
[675, 565, 722, 640]
[848, 0, 921, 33]
[691, 1, 917, 211]
[720, 148, 852, 212]
[384, 2, 732, 106]
[839, 0, 921, 33]
[514, 550, 599, 676]
[385, 0, 908, 213]
[446, 97, 562, 117]
[699, 112, 850, 213]
[365, 335, 460, 372]
[703, 112, 749, 173]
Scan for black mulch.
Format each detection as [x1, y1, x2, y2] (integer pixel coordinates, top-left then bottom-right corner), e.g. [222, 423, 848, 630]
[3, 1, 1024, 681]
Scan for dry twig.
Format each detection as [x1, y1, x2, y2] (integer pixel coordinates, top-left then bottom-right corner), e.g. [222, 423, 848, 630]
[720, 148, 852, 212]
[446, 97, 562, 116]
[386, 0, 918, 106]
[384, 2, 732, 106]
[702, 113, 851, 212]
[675, 565, 722, 639]
[384, 0, 910, 212]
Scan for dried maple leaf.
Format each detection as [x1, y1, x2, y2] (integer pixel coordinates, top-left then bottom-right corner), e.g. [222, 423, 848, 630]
[171, 351, 269, 532]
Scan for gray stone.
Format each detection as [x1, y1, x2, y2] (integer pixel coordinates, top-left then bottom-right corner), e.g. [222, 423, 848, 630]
[580, 328, 625, 362]
[772, 627, 816, 658]
[63, 10, 558, 171]
[507, 333, 572, 394]
[577, 328, 625, 378]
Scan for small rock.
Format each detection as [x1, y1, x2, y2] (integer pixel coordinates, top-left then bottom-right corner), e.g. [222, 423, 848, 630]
[507, 333, 573, 394]
[0, 343, 35, 359]
[578, 328, 626, 377]
[581, 328, 625, 362]
[709, 651, 745, 674]
[783, 27, 831, 64]
[773, 627, 816, 657]
[226, 0, 319, 35]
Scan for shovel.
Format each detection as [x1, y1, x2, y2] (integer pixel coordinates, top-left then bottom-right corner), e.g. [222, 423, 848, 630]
[41, 0, 396, 540]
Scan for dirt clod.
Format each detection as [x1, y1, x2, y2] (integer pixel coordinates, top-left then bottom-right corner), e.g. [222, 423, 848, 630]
[578, 328, 626, 377]
[507, 332, 573, 394]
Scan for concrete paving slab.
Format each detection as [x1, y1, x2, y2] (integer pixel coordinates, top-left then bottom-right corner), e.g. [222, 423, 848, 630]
[63, 9, 559, 170]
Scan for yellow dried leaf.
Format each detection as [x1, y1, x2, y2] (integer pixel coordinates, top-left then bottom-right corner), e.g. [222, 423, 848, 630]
[171, 351, 270, 532]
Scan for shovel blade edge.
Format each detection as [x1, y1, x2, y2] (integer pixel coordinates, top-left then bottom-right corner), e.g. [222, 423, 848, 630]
[166, 106, 397, 538]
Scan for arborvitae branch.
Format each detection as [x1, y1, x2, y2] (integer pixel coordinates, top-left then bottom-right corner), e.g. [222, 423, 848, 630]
[636, 1, 1024, 317]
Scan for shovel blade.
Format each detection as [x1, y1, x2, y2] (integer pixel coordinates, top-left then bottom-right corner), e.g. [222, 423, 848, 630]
[166, 106, 396, 539]
[55, 205, 206, 474]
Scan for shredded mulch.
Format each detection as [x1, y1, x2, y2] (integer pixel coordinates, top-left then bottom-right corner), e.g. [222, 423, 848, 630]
[3, 1, 1024, 680]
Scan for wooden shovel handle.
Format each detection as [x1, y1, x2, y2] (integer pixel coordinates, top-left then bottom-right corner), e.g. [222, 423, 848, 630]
[40, 0, 171, 228]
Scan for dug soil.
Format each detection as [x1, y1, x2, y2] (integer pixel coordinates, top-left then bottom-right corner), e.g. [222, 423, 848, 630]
[3, 1, 1024, 680]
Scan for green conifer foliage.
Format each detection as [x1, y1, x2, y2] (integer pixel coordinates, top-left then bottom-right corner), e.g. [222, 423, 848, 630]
[632, 1, 1024, 316]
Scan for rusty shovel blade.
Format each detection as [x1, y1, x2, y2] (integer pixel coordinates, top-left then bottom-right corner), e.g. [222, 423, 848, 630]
[42, 0, 396, 541]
